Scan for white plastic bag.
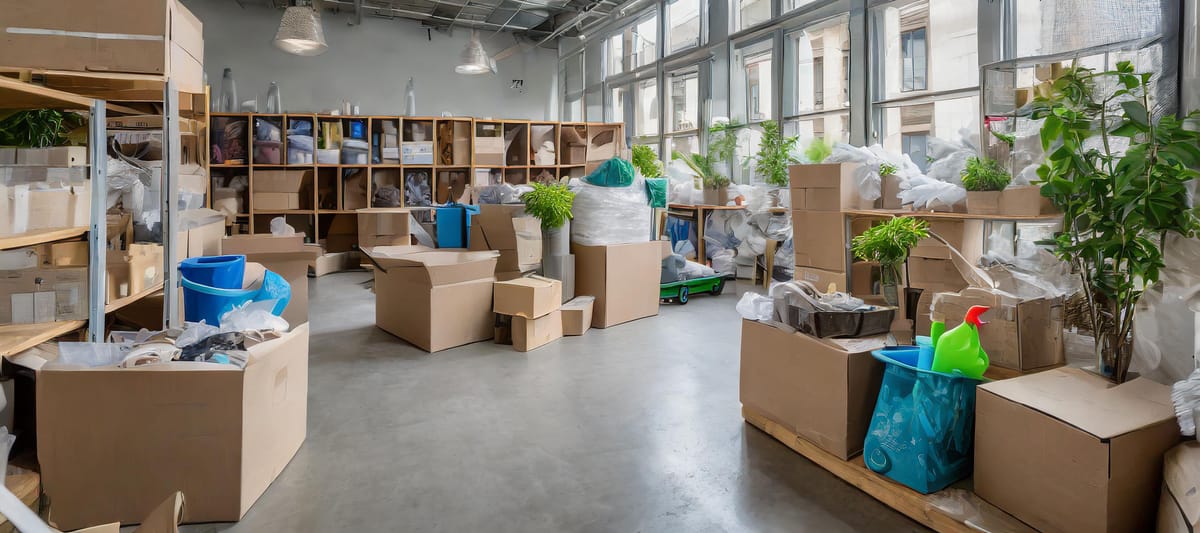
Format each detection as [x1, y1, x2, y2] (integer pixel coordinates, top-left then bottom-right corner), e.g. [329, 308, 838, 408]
[1173, 368, 1200, 436]
[736, 292, 774, 321]
[220, 300, 290, 333]
[570, 178, 652, 246]
[270, 216, 296, 236]
[899, 174, 967, 211]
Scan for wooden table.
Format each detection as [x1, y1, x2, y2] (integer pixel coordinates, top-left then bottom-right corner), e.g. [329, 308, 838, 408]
[663, 203, 747, 264]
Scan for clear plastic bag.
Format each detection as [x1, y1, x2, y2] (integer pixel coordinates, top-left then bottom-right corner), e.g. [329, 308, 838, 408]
[1173, 368, 1200, 436]
[711, 248, 737, 276]
[736, 292, 774, 321]
[570, 178, 652, 246]
[899, 174, 967, 211]
[56, 342, 131, 367]
[220, 300, 290, 333]
[270, 216, 296, 236]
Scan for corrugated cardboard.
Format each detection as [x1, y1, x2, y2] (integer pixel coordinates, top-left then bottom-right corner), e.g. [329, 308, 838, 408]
[223, 235, 320, 327]
[794, 266, 846, 293]
[881, 174, 902, 209]
[15, 147, 87, 166]
[999, 186, 1056, 216]
[511, 310, 563, 352]
[38, 325, 310, 529]
[739, 319, 885, 459]
[253, 192, 299, 211]
[572, 242, 660, 328]
[253, 170, 307, 194]
[105, 244, 163, 301]
[323, 215, 357, 253]
[493, 275, 561, 319]
[368, 247, 499, 352]
[787, 163, 873, 211]
[560, 296, 593, 336]
[913, 282, 966, 336]
[906, 257, 967, 290]
[470, 206, 541, 274]
[0, 0, 204, 92]
[309, 249, 358, 277]
[175, 209, 224, 262]
[0, 266, 87, 324]
[1160, 441, 1200, 533]
[792, 210, 846, 272]
[356, 208, 412, 251]
[0, 147, 14, 165]
[62, 491, 185, 533]
[911, 219, 984, 262]
[975, 368, 1179, 533]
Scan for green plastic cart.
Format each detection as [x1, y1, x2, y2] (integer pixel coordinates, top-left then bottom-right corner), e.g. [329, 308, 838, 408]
[660, 275, 729, 304]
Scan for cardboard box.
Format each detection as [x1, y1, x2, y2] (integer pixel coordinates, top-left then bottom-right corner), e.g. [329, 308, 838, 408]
[880, 174, 903, 209]
[0, 266, 87, 324]
[173, 209, 225, 263]
[912, 282, 965, 336]
[0, 185, 91, 235]
[356, 208, 412, 251]
[560, 296, 594, 336]
[62, 491, 185, 533]
[106, 244, 163, 301]
[792, 210, 846, 272]
[252, 169, 307, 200]
[849, 261, 879, 297]
[788, 163, 873, 211]
[975, 368, 1178, 533]
[253, 192, 300, 211]
[906, 257, 967, 290]
[223, 235, 320, 327]
[493, 275, 561, 319]
[0, 0, 204, 93]
[572, 241, 660, 328]
[911, 219, 984, 261]
[367, 246, 499, 352]
[740, 319, 886, 459]
[0, 147, 14, 165]
[15, 146, 87, 166]
[1160, 441, 1200, 533]
[37, 325, 309, 529]
[794, 266, 847, 293]
[932, 288, 1064, 371]
[469, 206, 541, 274]
[323, 215, 357, 253]
[511, 310, 563, 352]
[309, 249, 358, 277]
[541, 254, 575, 303]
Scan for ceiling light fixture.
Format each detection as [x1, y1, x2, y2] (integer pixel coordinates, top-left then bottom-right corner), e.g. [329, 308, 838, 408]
[274, 1, 328, 56]
[456, 30, 496, 75]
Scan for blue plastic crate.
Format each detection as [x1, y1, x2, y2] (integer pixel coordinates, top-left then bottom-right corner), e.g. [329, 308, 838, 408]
[435, 203, 480, 248]
[863, 349, 984, 494]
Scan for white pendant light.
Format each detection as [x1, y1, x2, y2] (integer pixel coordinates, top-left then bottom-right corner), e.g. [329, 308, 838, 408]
[274, 3, 328, 56]
[456, 30, 496, 75]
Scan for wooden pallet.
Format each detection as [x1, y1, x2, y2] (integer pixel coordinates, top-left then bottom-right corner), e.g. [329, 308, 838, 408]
[742, 407, 1035, 533]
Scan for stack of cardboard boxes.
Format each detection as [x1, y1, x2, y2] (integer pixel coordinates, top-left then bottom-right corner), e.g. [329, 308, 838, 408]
[493, 276, 564, 352]
[789, 163, 871, 292]
[0, 147, 91, 236]
[469, 205, 542, 280]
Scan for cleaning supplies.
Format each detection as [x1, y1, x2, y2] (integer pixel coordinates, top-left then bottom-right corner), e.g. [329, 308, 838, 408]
[930, 305, 990, 378]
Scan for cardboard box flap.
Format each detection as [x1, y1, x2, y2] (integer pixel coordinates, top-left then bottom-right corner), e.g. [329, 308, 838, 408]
[361, 245, 433, 266]
[979, 367, 1174, 439]
[1165, 441, 1200, 527]
[222, 234, 310, 255]
[501, 275, 558, 290]
[131, 491, 185, 533]
[375, 250, 499, 285]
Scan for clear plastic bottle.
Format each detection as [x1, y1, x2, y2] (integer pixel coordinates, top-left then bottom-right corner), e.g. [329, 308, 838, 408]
[266, 81, 282, 113]
[218, 68, 238, 113]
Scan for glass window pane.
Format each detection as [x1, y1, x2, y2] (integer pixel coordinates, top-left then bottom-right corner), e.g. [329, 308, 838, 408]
[669, 134, 700, 156]
[586, 87, 603, 122]
[564, 96, 584, 122]
[878, 95, 979, 170]
[876, 0, 977, 99]
[735, 0, 773, 31]
[786, 16, 850, 115]
[635, 78, 659, 136]
[606, 34, 624, 77]
[735, 41, 774, 122]
[667, 68, 700, 133]
[608, 85, 628, 123]
[783, 112, 850, 146]
[667, 0, 702, 54]
[782, 0, 819, 13]
[632, 15, 658, 69]
[564, 52, 584, 94]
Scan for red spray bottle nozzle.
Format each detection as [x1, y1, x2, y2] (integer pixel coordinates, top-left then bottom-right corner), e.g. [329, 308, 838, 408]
[965, 305, 990, 326]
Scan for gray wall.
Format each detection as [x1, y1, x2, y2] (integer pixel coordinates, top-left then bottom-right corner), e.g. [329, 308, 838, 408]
[183, 0, 559, 118]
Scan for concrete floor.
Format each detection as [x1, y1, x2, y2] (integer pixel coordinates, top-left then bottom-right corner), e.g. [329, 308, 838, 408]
[181, 272, 925, 532]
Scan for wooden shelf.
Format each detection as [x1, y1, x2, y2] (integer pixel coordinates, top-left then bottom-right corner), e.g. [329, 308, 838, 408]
[0, 466, 40, 531]
[844, 208, 1061, 222]
[0, 75, 139, 114]
[254, 210, 315, 215]
[0, 320, 86, 358]
[0, 226, 87, 251]
[212, 163, 248, 168]
[668, 203, 747, 211]
[105, 283, 163, 314]
[743, 407, 1034, 533]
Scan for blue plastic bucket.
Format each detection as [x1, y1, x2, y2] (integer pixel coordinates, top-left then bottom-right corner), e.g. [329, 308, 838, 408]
[181, 268, 291, 326]
[179, 255, 246, 289]
[863, 350, 984, 494]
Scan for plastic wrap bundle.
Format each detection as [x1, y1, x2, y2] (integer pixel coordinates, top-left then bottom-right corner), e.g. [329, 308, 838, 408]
[772, 238, 794, 281]
[570, 177, 652, 246]
[477, 183, 532, 204]
[711, 248, 736, 276]
[666, 159, 700, 205]
[704, 209, 744, 259]
[1131, 233, 1200, 384]
[899, 174, 967, 211]
[824, 143, 921, 203]
[661, 253, 686, 283]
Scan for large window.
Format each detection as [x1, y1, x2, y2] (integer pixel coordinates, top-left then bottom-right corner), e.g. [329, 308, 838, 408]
[783, 16, 851, 149]
[605, 34, 623, 77]
[900, 27, 927, 92]
[667, 0, 702, 55]
[608, 85, 628, 123]
[734, 0, 773, 32]
[634, 78, 659, 138]
[668, 69, 700, 133]
[782, 0, 819, 13]
[562, 51, 585, 122]
[735, 40, 774, 123]
[633, 15, 658, 69]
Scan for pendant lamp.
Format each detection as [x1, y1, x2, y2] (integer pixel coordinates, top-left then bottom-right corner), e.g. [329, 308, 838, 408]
[274, 3, 328, 56]
[456, 30, 496, 75]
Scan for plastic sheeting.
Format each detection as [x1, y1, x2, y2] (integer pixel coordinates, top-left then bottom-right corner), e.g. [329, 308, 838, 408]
[1132, 234, 1200, 384]
[569, 177, 652, 246]
[825, 143, 924, 202]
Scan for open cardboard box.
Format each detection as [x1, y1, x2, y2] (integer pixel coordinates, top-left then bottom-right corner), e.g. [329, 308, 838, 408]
[222, 234, 320, 327]
[53, 491, 184, 533]
[1160, 441, 1200, 532]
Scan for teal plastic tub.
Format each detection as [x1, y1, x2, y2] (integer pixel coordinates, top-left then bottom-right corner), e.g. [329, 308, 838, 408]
[862, 348, 984, 494]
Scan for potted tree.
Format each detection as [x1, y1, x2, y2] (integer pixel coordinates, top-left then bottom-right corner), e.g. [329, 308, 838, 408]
[850, 217, 930, 306]
[1035, 60, 1200, 383]
[961, 156, 1012, 215]
[750, 120, 800, 206]
[878, 161, 902, 209]
[522, 182, 575, 263]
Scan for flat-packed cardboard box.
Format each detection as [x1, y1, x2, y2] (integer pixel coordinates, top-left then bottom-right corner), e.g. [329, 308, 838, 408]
[740, 319, 885, 459]
[0, 266, 87, 324]
[356, 208, 412, 251]
[0, 0, 204, 93]
[38, 324, 310, 529]
[222, 235, 320, 327]
[788, 163, 873, 211]
[367, 246, 499, 352]
[792, 210, 847, 272]
[572, 241, 660, 328]
[560, 296, 594, 336]
[512, 310, 563, 352]
[106, 244, 163, 302]
[493, 275, 561, 319]
[1160, 441, 1200, 533]
[15, 146, 87, 166]
[975, 367, 1179, 533]
[542, 254, 575, 303]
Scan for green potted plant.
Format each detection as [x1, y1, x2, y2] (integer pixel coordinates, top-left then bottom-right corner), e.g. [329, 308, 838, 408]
[1034, 60, 1200, 383]
[673, 122, 740, 206]
[878, 161, 902, 209]
[631, 144, 663, 179]
[851, 217, 930, 306]
[804, 136, 833, 163]
[0, 109, 83, 148]
[522, 182, 575, 261]
[961, 156, 1012, 214]
[750, 120, 800, 206]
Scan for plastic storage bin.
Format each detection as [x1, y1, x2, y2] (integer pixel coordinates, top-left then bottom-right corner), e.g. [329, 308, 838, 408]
[182, 265, 291, 326]
[179, 255, 245, 289]
[435, 203, 480, 248]
[862, 349, 984, 494]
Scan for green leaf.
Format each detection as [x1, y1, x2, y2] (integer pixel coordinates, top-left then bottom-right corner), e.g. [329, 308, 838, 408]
[1041, 115, 1063, 151]
[1121, 100, 1150, 128]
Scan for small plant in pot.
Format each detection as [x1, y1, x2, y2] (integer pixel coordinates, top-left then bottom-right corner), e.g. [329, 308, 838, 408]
[750, 120, 800, 206]
[851, 217, 930, 306]
[631, 144, 663, 179]
[522, 182, 575, 260]
[1034, 60, 1200, 383]
[0, 109, 84, 148]
[961, 156, 1012, 215]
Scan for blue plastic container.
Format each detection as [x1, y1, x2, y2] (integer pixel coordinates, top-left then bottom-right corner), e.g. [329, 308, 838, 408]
[435, 203, 480, 248]
[181, 269, 291, 326]
[179, 255, 246, 289]
[863, 350, 984, 494]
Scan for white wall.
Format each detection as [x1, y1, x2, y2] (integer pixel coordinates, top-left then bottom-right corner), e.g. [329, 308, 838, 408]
[182, 0, 559, 119]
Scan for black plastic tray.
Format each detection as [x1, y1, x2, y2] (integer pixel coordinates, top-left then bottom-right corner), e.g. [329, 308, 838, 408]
[784, 305, 896, 339]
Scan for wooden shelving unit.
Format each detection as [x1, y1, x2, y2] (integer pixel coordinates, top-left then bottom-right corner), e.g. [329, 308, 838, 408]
[209, 113, 625, 243]
[0, 320, 87, 358]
